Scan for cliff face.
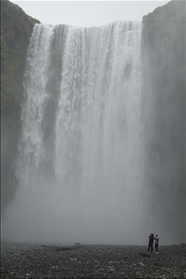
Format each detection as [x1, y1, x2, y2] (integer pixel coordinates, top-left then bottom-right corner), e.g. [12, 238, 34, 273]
[2, 0, 39, 113]
[142, 0, 185, 241]
[1, 0, 39, 206]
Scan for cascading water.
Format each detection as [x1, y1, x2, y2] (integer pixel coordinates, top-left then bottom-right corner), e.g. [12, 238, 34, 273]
[2, 21, 146, 244]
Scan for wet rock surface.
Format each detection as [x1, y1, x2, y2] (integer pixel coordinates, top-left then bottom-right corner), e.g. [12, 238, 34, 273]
[1, 244, 186, 278]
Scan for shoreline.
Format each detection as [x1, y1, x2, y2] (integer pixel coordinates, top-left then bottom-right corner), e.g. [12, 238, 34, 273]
[1, 244, 186, 278]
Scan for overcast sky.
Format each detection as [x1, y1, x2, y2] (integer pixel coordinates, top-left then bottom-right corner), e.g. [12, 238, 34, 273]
[10, 1, 170, 27]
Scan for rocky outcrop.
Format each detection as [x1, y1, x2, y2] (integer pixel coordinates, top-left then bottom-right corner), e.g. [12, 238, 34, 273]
[142, 0, 185, 242]
[1, 0, 39, 206]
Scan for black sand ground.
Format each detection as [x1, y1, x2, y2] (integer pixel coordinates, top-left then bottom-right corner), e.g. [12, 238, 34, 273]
[1, 243, 186, 278]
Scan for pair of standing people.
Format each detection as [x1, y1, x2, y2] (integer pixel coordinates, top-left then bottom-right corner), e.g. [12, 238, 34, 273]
[148, 233, 159, 254]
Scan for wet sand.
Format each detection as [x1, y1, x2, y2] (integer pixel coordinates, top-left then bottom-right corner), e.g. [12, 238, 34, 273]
[1, 243, 186, 278]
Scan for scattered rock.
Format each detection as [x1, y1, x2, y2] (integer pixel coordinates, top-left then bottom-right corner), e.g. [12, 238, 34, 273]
[154, 262, 164, 267]
[138, 252, 150, 257]
[1, 245, 184, 278]
[56, 246, 74, 251]
[138, 262, 145, 266]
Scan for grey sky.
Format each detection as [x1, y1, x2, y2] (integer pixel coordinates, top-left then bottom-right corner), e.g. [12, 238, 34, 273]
[10, 1, 170, 27]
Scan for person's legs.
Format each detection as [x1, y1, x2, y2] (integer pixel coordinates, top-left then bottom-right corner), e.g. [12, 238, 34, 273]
[155, 243, 157, 252]
[151, 244, 153, 252]
[148, 243, 150, 252]
[155, 243, 158, 253]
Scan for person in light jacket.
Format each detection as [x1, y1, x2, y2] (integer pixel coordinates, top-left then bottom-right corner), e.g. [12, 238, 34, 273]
[154, 234, 159, 254]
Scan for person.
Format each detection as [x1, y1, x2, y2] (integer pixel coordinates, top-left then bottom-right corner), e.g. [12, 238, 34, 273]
[154, 234, 159, 254]
[147, 233, 154, 253]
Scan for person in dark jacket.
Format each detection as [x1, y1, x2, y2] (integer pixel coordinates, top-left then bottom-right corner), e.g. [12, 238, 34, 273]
[147, 233, 154, 252]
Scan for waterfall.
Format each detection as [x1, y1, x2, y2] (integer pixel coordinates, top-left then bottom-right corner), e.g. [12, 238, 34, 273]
[3, 21, 145, 244]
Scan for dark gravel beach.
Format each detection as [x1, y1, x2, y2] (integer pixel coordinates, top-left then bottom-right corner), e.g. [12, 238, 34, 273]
[1, 243, 186, 278]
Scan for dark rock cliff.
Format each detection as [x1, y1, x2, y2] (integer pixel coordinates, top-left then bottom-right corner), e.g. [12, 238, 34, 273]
[142, 0, 185, 241]
[1, 0, 39, 206]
